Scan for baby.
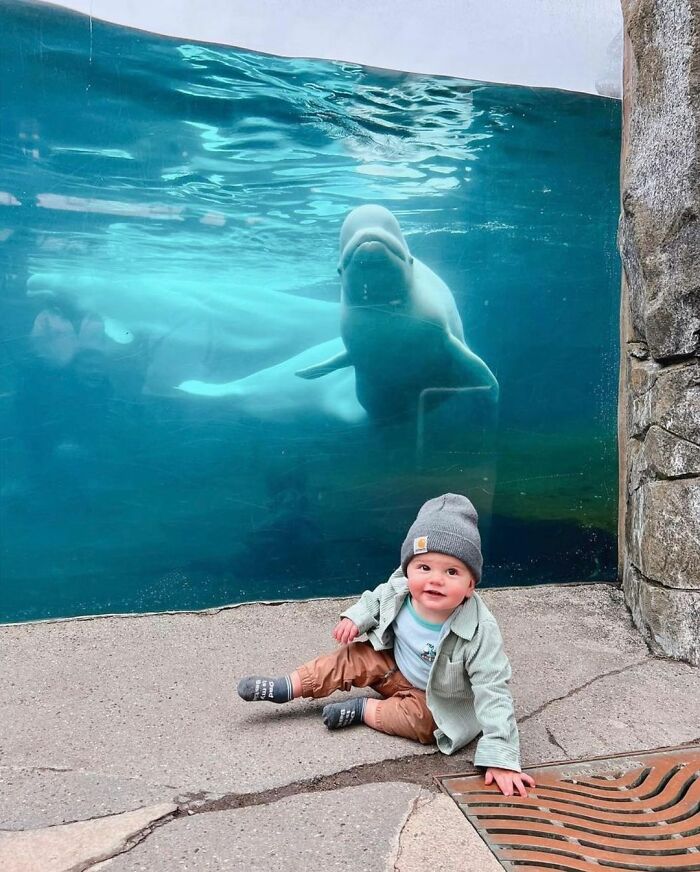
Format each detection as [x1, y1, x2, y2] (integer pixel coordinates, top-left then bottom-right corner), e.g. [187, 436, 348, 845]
[238, 493, 535, 797]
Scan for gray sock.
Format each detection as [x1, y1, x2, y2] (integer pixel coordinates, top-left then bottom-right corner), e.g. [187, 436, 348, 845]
[322, 697, 367, 730]
[237, 675, 293, 703]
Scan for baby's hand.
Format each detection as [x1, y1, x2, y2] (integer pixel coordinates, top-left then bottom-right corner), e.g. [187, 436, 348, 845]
[333, 617, 359, 644]
[485, 767, 536, 797]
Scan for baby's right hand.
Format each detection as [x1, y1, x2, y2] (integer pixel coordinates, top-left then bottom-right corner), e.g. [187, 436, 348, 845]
[333, 617, 359, 644]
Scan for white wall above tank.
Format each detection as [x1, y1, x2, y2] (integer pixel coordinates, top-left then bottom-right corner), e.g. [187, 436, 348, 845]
[50, 0, 622, 97]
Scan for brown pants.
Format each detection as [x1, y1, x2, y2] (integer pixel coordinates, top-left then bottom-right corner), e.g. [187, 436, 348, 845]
[297, 641, 437, 745]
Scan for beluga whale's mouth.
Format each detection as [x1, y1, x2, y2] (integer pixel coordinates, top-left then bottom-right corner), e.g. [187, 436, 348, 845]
[340, 228, 409, 271]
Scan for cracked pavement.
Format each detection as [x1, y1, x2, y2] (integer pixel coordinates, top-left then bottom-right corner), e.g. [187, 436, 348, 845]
[1, 583, 698, 870]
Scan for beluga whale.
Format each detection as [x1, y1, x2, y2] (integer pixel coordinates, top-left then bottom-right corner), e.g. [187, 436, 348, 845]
[295, 204, 499, 422]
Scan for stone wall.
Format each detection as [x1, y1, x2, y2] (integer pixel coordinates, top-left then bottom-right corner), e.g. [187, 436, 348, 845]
[619, 0, 700, 664]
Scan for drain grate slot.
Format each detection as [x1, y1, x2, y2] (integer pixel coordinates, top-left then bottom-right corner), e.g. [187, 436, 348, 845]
[439, 746, 700, 871]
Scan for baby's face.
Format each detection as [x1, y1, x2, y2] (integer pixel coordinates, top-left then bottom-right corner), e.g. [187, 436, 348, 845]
[406, 551, 475, 620]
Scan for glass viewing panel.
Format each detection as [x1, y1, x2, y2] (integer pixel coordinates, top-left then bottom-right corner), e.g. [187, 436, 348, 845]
[0, 1, 621, 621]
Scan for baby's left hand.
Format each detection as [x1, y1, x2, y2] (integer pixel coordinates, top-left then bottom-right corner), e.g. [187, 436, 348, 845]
[485, 767, 536, 797]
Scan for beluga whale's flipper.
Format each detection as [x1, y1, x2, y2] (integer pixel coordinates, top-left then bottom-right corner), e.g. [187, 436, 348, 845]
[295, 349, 352, 380]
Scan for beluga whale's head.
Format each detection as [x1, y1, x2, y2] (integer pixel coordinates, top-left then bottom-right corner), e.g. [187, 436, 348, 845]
[338, 205, 414, 307]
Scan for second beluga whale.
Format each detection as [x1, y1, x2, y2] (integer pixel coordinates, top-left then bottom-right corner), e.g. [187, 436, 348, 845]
[296, 204, 498, 422]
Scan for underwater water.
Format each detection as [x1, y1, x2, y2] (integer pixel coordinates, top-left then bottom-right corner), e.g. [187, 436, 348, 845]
[0, 1, 621, 621]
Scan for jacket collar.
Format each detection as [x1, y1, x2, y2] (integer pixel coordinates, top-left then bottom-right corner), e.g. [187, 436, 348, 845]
[448, 594, 480, 640]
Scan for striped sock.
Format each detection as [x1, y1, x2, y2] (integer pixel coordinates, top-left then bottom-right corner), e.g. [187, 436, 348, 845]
[237, 675, 293, 703]
[322, 697, 367, 730]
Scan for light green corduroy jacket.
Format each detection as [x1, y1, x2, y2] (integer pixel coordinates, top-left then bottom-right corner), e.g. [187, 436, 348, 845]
[341, 569, 521, 771]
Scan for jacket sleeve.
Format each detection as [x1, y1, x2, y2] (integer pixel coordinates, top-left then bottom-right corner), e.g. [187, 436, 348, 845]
[339, 577, 395, 636]
[465, 618, 521, 772]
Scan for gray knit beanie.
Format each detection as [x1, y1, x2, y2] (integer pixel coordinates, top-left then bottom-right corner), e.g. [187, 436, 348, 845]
[400, 493, 482, 583]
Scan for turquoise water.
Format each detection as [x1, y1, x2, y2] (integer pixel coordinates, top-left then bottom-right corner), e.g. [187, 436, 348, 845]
[0, 1, 621, 621]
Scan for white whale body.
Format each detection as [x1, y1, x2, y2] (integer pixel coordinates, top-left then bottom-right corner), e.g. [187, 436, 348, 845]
[177, 338, 366, 424]
[26, 272, 340, 394]
[296, 204, 499, 421]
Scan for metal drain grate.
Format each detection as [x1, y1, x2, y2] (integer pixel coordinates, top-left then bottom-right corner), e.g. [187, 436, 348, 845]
[438, 745, 700, 871]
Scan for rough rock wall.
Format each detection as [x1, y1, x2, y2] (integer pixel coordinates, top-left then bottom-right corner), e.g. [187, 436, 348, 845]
[619, 0, 700, 664]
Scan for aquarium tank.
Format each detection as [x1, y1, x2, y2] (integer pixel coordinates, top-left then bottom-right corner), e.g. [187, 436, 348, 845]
[0, 0, 621, 621]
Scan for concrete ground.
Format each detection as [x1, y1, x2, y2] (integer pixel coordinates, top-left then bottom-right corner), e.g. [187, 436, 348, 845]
[1, 582, 698, 871]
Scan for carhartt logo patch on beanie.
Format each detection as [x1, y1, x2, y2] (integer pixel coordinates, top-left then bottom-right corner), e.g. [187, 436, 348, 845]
[413, 536, 428, 554]
[400, 493, 483, 583]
